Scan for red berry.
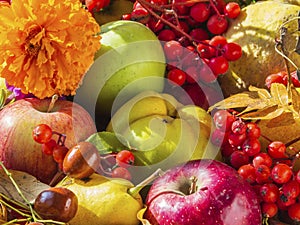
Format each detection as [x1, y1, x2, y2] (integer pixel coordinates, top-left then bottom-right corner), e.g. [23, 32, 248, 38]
[260, 183, 279, 203]
[158, 29, 176, 41]
[116, 150, 135, 168]
[271, 163, 293, 184]
[42, 139, 57, 155]
[268, 141, 288, 159]
[208, 55, 229, 76]
[52, 145, 69, 164]
[238, 164, 256, 184]
[261, 202, 278, 218]
[197, 41, 215, 59]
[206, 14, 228, 35]
[222, 42, 242, 61]
[167, 68, 186, 86]
[229, 151, 249, 169]
[231, 119, 246, 135]
[111, 167, 132, 180]
[288, 203, 300, 221]
[246, 122, 261, 139]
[32, 124, 53, 144]
[242, 138, 261, 156]
[255, 165, 272, 184]
[189, 3, 210, 22]
[265, 72, 288, 89]
[228, 132, 247, 147]
[209, 35, 227, 48]
[189, 28, 209, 41]
[282, 180, 300, 199]
[131, 7, 150, 24]
[213, 109, 235, 131]
[224, 2, 241, 19]
[252, 152, 273, 168]
[164, 40, 183, 61]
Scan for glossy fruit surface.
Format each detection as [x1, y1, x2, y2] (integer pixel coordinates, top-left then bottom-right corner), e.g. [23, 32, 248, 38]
[34, 187, 78, 222]
[145, 159, 262, 225]
[0, 98, 97, 184]
[63, 141, 100, 179]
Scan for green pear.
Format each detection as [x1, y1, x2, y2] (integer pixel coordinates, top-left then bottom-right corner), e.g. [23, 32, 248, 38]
[75, 20, 166, 118]
[57, 173, 143, 225]
[219, 1, 300, 97]
[121, 114, 198, 167]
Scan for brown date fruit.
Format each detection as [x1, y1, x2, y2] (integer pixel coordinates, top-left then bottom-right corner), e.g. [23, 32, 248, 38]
[62, 141, 100, 179]
[34, 187, 78, 222]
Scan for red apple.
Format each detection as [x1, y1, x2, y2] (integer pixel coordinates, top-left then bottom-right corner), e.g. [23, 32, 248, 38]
[145, 159, 262, 225]
[0, 98, 97, 184]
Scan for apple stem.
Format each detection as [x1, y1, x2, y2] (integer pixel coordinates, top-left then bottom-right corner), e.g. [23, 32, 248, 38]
[128, 168, 165, 198]
[47, 94, 59, 113]
[189, 176, 198, 194]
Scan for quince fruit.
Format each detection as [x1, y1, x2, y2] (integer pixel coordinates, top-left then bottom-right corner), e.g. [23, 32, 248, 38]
[219, 1, 300, 97]
[57, 173, 143, 225]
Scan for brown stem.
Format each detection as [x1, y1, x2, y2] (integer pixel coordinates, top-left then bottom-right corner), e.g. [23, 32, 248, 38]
[189, 176, 198, 194]
[47, 94, 58, 113]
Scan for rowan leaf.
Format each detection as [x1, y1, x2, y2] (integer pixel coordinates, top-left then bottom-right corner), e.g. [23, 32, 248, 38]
[264, 111, 295, 128]
[248, 85, 272, 99]
[208, 92, 258, 112]
[240, 106, 284, 120]
[0, 169, 49, 204]
[269, 83, 289, 106]
[291, 87, 300, 115]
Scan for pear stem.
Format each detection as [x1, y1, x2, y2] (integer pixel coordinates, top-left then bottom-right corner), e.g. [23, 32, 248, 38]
[128, 169, 165, 198]
[47, 94, 59, 113]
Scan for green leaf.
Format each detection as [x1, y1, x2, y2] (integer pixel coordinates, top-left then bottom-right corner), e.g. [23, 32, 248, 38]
[85, 131, 130, 154]
[0, 89, 7, 109]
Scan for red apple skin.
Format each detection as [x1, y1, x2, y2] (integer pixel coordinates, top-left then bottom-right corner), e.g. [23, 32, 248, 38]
[0, 98, 97, 184]
[145, 159, 262, 225]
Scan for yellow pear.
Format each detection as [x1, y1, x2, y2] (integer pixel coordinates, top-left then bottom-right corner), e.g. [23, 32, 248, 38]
[57, 173, 143, 225]
[219, 1, 300, 97]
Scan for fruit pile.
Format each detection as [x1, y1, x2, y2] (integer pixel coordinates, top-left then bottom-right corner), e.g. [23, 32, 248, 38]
[122, 0, 243, 108]
[211, 109, 300, 222]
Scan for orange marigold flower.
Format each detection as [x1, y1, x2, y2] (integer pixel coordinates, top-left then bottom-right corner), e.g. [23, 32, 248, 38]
[0, 0, 101, 99]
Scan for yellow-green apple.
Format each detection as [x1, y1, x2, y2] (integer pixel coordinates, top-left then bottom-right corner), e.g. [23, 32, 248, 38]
[74, 20, 166, 120]
[144, 159, 262, 225]
[0, 98, 97, 184]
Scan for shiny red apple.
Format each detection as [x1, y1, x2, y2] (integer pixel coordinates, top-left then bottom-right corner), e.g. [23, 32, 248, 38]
[0, 98, 97, 184]
[145, 159, 262, 225]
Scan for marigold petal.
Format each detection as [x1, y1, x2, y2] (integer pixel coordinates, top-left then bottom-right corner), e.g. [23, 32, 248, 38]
[0, 0, 101, 99]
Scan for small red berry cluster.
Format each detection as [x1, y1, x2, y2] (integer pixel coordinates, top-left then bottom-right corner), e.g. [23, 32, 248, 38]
[123, 0, 242, 84]
[83, 0, 111, 13]
[211, 109, 300, 222]
[32, 124, 68, 170]
[265, 70, 300, 89]
[32, 124, 135, 181]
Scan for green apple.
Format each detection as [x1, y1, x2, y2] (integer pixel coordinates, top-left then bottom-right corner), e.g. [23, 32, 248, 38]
[75, 20, 166, 119]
